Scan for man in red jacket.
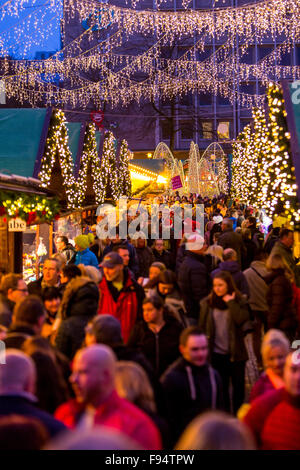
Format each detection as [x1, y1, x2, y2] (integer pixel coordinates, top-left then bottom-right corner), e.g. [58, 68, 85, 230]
[55, 345, 162, 450]
[243, 351, 300, 449]
[98, 252, 144, 343]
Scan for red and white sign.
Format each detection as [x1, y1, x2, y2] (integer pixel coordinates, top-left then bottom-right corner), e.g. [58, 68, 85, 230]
[91, 110, 104, 129]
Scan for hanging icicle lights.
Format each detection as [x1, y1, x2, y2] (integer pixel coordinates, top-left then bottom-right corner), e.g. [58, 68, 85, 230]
[60, 0, 299, 43]
[1, 0, 300, 107]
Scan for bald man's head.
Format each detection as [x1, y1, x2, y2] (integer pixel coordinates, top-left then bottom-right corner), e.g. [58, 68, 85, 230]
[223, 248, 237, 262]
[70, 345, 117, 407]
[284, 352, 300, 397]
[0, 349, 36, 395]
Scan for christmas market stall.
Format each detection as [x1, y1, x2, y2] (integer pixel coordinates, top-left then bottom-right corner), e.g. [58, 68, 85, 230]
[0, 174, 59, 278]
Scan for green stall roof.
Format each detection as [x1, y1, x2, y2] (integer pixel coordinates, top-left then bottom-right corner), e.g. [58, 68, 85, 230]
[0, 108, 48, 177]
[66, 122, 82, 164]
[95, 129, 102, 153]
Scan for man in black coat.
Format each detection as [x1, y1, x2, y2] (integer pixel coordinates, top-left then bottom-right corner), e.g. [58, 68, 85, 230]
[0, 273, 29, 328]
[217, 218, 244, 266]
[0, 350, 66, 438]
[152, 239, 175, 271]
[161, 326, 223, 444]
[127, 295, 183, 378]
[135, 238, 155, 279]
[177, 234, 212, 319]
[54, 276, 100, 360]
[55, 236, 76, 264]
[4, 295, 45, 350]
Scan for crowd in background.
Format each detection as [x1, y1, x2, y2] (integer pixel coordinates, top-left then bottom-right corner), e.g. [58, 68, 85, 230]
[0, 193, 300, 450]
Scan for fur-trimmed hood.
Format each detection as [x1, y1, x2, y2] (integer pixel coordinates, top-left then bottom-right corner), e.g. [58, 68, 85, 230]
[59, 276, 99, 320]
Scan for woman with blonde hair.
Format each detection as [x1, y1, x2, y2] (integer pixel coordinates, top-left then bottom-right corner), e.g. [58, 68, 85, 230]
[115, 361, 170, 447]
[249, 329, 289, 402]
[265, 253, 298, 340]
[78, 264, 102, 284]
[176, 411, 256, 450]
[206, 245, 223, 270]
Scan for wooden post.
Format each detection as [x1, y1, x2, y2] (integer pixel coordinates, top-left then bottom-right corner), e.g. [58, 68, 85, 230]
[35, 225, 40, 280]
[49, 223, 53, 257]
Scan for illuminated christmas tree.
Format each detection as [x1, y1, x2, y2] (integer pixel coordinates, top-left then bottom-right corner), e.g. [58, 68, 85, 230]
[231, 124, 254, 203]
[39, 109, 76, 209]
[76, 123, 105, 207]
[118, 140, 132, 198]
[251, 107, 269, 209]
[100, 131, 119, 201]
[262, 83, 300, 225]
[217, 154, 229, 194]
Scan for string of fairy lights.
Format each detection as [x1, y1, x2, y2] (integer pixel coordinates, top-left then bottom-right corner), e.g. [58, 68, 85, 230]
[0, 0, 300, 108]
[38, 110, 133, 208]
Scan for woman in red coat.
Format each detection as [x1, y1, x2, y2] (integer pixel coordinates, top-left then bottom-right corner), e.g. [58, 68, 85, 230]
[249, 329, 289, 402]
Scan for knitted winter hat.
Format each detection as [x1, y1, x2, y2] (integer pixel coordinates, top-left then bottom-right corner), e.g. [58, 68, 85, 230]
[74, 235, 90, 250]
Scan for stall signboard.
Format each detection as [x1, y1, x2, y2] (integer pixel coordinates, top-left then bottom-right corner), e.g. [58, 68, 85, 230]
[171, 175, 183, 190]
[8, 218, 26, 232]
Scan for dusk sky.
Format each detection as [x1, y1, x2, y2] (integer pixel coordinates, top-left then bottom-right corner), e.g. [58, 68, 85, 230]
[0, 0, 62, 58]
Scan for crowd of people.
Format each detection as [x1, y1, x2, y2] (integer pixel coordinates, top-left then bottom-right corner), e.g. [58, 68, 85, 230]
[0, 192, 300, 450]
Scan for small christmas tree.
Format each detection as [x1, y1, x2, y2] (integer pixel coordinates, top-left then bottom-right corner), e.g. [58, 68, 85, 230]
[76, 123, 105, 207]
[231, 124, 254, 203]
[251, 107, 269, 209]
[39, 109, 76, 209]
[217, 154, 229, 194]
[100, 131, 119, 201]
[118, 140, 132, 198]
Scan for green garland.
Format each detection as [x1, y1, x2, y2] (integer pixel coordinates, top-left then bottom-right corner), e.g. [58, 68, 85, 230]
[0, 191, 60, 224]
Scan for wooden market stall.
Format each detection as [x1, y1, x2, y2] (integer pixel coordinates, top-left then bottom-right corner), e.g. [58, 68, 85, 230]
[0, 174, 59, 278]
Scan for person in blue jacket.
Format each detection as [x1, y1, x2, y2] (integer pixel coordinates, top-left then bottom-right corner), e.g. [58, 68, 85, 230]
[74, 235, 99, 268]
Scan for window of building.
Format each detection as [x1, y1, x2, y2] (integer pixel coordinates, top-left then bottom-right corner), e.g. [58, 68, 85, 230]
[217, 121, 230, 139]
[201, 121, 213, 139]
[297, 46, 300, 65]
[240, 83, 255, 95]
[179, 93, 194, 107]
[217, 95, 231, 106]
[240, 46, 254, 65]
[198, 92, 212, 106]
[180, 121, 194, 140]
[160, 120, 171, 140]
[279, 51, 292, 66]
[197, 46, 212, 61]
[258, 46, 274, 61]
[240, 120, 252, 131]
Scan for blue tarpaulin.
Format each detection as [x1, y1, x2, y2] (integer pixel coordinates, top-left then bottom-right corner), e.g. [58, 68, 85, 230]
[0, 108, 48, 177]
